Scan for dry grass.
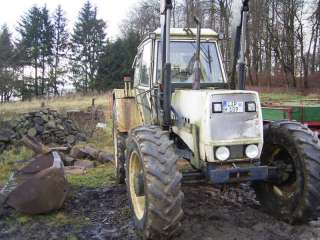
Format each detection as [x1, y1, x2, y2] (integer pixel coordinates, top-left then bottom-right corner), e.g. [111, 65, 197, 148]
[1, 90, 318, 120]
[0, 93, 113, 121]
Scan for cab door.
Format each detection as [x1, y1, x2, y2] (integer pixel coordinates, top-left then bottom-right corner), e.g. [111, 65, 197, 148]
[134, 40, 154, 124]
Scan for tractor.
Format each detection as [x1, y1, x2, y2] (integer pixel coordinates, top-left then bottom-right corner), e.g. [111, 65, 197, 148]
[112, 0, 320, 239]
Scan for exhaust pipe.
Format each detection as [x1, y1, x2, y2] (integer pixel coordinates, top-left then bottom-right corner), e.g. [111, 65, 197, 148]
[160, 0, 173, 129]
[230, 0, 250, 90]
[193, 16, 201, 90]
[238, 0, 249, 90]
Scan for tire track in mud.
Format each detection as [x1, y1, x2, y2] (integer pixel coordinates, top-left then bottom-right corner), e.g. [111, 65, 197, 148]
[178, 185, 320, 240]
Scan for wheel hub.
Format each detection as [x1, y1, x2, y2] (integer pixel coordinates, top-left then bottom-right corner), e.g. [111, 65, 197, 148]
[129, 151, 146, 220]
[134, 172, 144, 196]
[268, 145, 297, 198]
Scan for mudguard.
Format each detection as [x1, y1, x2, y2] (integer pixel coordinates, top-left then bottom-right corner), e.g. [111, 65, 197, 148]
[113, 89, 142, 133]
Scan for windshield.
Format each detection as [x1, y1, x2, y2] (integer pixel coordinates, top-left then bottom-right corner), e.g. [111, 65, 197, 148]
[157, 41, 225, 83]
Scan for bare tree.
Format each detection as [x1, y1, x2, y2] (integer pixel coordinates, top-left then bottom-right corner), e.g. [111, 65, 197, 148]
[121, 0, 160, 39]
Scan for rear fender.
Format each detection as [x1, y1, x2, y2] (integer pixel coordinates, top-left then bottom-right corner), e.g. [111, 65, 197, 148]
[113, 89, 142, 133]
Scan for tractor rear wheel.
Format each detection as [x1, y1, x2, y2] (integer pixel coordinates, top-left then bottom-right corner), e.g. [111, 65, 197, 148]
[126, 125, 184, 239]
[112, 105, 126, 184]
[253, 120, 320, 224]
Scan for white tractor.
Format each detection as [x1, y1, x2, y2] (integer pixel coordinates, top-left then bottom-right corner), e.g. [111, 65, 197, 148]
[112, 0, 320, 239]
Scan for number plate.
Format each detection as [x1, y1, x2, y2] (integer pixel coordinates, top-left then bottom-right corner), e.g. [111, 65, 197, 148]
[222, 101, 244, 113]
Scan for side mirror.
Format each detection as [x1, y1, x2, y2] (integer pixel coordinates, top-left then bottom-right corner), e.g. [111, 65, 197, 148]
[131, 55, 137, 69]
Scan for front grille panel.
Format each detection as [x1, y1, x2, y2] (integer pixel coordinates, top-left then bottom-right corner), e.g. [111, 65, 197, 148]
[214, 145, 244, 160]
[209, 93, 261, 141]
[229, 145, 244, 159]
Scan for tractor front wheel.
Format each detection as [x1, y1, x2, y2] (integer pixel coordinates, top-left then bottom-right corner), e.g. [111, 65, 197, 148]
[126, 125, 184, 239]
[253, 121, 320, 224]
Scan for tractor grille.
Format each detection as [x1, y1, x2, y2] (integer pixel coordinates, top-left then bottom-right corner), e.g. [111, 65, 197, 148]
[209, 93, 262, 142]
[214, 145, 244, 160]
[229, 145, 244, 159]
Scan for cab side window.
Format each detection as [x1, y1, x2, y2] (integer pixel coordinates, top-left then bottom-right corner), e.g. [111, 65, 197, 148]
[140, 42, 152, 86]
[133, 53, 141, 87]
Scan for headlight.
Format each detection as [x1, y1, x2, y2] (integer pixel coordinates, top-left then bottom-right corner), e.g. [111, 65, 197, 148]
[212, 102, 222, 113]
[215, 146, 230, 161]
[245, 101, 256, 112]
[245, 144, 259, 158]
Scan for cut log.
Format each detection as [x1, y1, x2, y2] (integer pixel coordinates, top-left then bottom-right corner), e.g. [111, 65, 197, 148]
[97, 152, 113, 163]
[74, 160, 95, 169]
[81, 146, 99, 159]
[21, 135, 46, 154]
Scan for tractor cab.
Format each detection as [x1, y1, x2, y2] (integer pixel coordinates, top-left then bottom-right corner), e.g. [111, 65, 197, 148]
[133, 28, 227, 89]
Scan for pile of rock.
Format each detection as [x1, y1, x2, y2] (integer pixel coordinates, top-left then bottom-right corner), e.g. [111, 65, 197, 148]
[0, 109, 87, 152]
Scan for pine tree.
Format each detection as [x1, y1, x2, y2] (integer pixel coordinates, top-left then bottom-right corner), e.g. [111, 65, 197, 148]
[17, 5, 55, 97]
[17, 6, 42, 97]
[51, 5, 69, 96]
[0, 25, 15, 102]
[70, 1, 106, 92]
[39, 5, 54, 95]
[96, 29, 140, 90]
[0, 25, 13, 69]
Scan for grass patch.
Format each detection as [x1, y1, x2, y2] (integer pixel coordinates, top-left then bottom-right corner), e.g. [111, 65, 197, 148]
[67, 163, 115, 188]
[16, 214, 33, 225]
[0, 147, 33, 186]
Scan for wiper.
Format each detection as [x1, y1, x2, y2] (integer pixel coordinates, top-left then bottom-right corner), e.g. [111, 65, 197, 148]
[189, 42, 212, 65]
[207, 45, 212, 73]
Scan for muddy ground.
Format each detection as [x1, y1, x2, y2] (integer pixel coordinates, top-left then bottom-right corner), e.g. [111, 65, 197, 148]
[1, 183, 320, 240]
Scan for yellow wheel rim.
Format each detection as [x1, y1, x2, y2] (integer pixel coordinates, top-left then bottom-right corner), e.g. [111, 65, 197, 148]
[129, 151, 145, 220]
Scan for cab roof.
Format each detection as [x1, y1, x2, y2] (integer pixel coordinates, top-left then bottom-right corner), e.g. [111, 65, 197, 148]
[138, 28, 219, 50]
[153, 28, 218, 39]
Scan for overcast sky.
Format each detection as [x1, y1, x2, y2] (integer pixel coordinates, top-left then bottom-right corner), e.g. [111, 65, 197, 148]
[0, 0, 139, 40]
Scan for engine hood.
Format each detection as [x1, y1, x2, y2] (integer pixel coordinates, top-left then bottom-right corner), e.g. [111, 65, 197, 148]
[171, 89, 264, 162]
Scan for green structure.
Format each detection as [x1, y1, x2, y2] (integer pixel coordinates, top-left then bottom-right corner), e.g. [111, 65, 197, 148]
[262, 101, 320, 131]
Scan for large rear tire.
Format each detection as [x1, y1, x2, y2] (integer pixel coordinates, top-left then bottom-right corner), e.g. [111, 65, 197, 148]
[126, 125, 184, 239]
[253, 120, 320, 224]
[112, 105, 126, 184]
